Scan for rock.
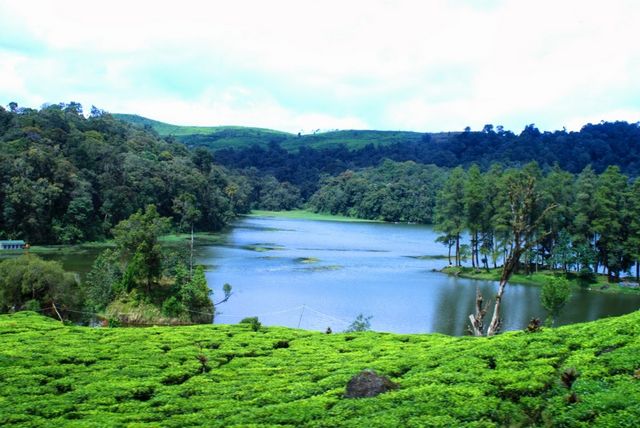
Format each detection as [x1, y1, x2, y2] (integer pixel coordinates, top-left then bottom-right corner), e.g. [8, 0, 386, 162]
[344, 369, 398, 398]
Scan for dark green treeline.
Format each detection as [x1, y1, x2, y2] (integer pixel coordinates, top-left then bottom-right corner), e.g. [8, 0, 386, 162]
[0, 103, 299, 244]
[432, 162, 640, 283]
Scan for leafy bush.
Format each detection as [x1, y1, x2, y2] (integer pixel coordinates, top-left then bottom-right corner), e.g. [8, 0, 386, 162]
[541, 277, 571, 326]
[239, 316, 262, 332]
[0, 255, 82, 318]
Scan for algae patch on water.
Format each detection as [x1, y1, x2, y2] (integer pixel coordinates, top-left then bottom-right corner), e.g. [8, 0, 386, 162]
[241, 243, 286, 252]
[406, 255, 449, 260]
[298, 264, 342, 272]
[295, 257, 320, 264]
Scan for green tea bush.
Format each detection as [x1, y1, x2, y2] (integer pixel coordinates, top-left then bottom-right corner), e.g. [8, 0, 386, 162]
[0, 311, 639, 426]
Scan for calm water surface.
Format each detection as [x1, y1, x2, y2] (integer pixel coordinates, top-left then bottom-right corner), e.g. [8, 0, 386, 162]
[203, 216, 640, 335]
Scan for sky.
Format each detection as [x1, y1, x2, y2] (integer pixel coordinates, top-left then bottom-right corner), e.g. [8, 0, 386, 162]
[1, 0, 639, 134]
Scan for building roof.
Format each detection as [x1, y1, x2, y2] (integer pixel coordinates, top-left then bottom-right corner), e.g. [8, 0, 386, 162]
[0, 240, 25, 244]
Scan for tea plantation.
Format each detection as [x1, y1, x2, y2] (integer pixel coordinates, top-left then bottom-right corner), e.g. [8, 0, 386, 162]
[1, 312, 639, 427]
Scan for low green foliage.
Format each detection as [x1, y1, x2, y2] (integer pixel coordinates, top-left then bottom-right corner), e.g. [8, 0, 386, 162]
[0, 255, 81, 317]
[2, 311, 639, 426]
[239, 316, 262, 332]
[82, 207, 216, 325]
[541, 277, 572, 326]
[442, 266, 637, 294]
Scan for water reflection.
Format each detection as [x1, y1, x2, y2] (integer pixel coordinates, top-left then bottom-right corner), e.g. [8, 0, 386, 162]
[202, 216, 640, 335]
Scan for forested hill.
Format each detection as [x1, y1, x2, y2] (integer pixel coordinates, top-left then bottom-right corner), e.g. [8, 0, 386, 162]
[0, 104, 253, 244]
[4, 104, 640, 244]
[118, 113, 640, 176]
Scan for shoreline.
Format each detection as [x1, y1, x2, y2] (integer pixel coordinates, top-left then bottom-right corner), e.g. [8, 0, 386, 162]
[247, 209, 380, 223]
[440, 266, 640, 295]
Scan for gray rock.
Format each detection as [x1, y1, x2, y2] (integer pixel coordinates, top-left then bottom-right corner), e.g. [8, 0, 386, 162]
[344, 369, 398, 398]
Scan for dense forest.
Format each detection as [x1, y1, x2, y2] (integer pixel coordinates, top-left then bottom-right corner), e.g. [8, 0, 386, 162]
[4, 104, 640, 265]
[212, 121, 640, 194]
[431, 163, 640, 283]
[0, 104, 301, 244]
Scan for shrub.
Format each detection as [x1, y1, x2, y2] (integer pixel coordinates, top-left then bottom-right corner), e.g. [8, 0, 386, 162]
[162, 296, 186, 318]
[240, 316, 262, 332]
[345, 314, 372, 332]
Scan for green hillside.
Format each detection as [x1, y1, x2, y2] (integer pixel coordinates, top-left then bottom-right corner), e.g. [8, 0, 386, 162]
[113, 114, 290, 138]
[114, 113, 454, 151]
[2, 312, 639, 426]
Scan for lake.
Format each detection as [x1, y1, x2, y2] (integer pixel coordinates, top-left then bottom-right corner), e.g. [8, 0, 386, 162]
[203, 215, 640, 335]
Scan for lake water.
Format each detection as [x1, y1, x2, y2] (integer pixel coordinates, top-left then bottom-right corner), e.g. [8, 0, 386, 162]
[203, 216, 640, 335]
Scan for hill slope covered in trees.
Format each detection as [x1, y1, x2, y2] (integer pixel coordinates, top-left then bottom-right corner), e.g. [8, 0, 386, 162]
[0, 104, 255, 244]
[1, 311, 639, 426]
[117, 113, 640, 177]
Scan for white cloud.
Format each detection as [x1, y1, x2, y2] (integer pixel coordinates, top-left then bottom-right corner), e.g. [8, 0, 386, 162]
[1, 0, 639, 131]
[110, 87, 369, 133]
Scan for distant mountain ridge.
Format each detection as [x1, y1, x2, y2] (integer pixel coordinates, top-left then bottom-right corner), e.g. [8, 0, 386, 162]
[114, 113, 640, 177]
[113, 113, 455, 151]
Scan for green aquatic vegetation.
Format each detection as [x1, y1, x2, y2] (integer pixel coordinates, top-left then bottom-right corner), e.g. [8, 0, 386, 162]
[406, 254, 449, 260]
[240, 244, 286, 252]
[295, 257, 320, 264]
[298, 265, 343, 272]
[1, 311, 640, 426]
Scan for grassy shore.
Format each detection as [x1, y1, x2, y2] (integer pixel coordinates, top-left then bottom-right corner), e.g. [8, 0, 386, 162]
[2, 311, 639, 426]
[442, 266, 640, 294]
[158, 232, 226, 246]
[21, 231, 225, 254]
[248, 209, 378, 222]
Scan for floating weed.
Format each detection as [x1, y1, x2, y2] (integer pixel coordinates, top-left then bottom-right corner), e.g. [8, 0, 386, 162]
[298, 264, 342, 272]
[240, 243, 285, 252]
[295, 257, 320, 264]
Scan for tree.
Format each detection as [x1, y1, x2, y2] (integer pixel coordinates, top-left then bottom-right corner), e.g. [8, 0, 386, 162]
[112, 205, 171, 293]
[179, 265, 214, 323]
[0, 255, 81, 318]
[84, 249, 123, 311]
[172, 193, 201, 233]
[469, 165, 556, 336]
[541, 277, 571, 326]
[627, 178, 640, 282]
[345, 314, 372, 332]
[572, 165, 599, 271]
[464, 165, 485, 269]
[592, 166, 631, 282]
[434, 167, 466, 266]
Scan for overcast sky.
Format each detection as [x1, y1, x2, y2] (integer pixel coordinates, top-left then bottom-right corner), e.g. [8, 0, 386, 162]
[1, 0, 639, 133]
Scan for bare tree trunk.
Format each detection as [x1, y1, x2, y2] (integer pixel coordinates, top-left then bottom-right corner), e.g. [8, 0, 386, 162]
[468, 287, 489, 336]
[486, 277, 507, 336]
[52, 302, 64, 323]
[455, 235, 460, 267]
